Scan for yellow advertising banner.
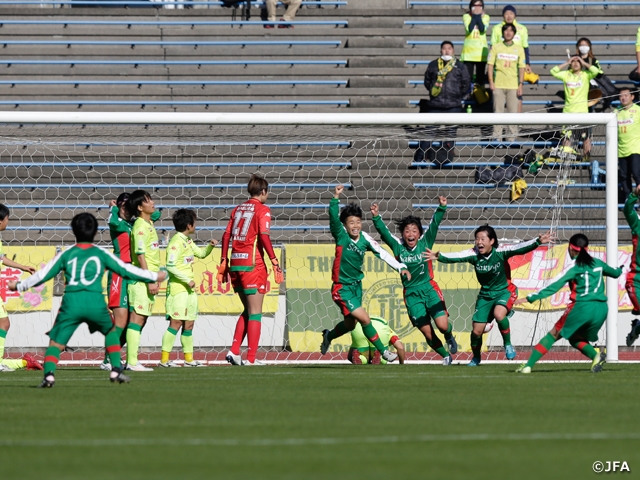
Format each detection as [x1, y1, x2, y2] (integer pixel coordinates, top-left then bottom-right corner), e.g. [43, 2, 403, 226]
[2, 246, 56, 311]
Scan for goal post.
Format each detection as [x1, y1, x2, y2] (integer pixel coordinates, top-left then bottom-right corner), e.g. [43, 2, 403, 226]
[0, 111, 622, 363]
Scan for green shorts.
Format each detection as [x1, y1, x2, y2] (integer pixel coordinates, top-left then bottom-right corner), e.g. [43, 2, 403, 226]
[48, 294, 114, 345]
[404, 285, 447, 328]
[555, 301, 608, 342]
[128, 281, 156, 317]
[166, 291, 198, 321]
[472, 285, 518, 324]
[331, 282, 362, 316]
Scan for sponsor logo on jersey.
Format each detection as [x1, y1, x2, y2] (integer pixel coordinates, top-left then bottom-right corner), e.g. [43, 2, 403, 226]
[232, 253, 250, 259]
[497, 53, 519, 61]
[151, 242, 159, 249]
[184, 256, 194, 264]
[566, 81, 583, 88]
[619, 118, 634, 126]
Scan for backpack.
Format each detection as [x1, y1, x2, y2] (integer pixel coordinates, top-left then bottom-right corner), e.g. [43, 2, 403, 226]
[475, 165, 522, 185]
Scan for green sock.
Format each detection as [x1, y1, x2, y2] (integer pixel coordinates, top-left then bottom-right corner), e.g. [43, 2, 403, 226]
[526, 332, 556, 368]
[361, 322, 386, 354]
[181, 329, 194, 355]
[570, 339, 597, 360]
[43, 346, 61, 375]
[0, 328, 7, 359]
[105, 330, 122, 370]
[470, 332, 482, 359]
[328, 321, 350, 341]
[103, 326, 126, 364]
[126, 323, 143, 366]
[426, 337, 449, 358]
[162, 327, 178, 353]
[496, 318, 512, 346]
[443, 322, 453, 340]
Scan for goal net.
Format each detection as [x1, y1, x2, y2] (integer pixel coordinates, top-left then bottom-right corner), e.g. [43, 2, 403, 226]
[0, 112, 625, 365]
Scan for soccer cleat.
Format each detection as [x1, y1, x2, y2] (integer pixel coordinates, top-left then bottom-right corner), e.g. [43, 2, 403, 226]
[370, 350, 382, 365]
[184, 360, 206, 367]
[320, 329, 331, 355]
[446, 335, 458, 355]
[125, 363, 154, 372]
[0, 364, 15, 372]
[23, 353, 44, 371]
[38, 374, 55, 388]
[442, 355, 452, 366]
[467, 357, 481, 367]
[159, 360, 181, 368]
[381, 349, 398, 363]
[591, 349, 606, 373]
[505, 344, 517, 360]
[110, 371, 131, 384]
[516, 363, 531, 374]
[243, 359, 266, 366]
[225, 351, 243, 366]
[99, 361, 112, 371]
[626, 319, 640, 347]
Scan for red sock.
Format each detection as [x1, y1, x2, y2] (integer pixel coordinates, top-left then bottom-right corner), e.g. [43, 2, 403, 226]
[247, 314, 262, 363]
[230, 311, 248, 355]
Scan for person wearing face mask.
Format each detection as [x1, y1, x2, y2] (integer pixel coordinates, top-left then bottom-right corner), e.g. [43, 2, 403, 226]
[461, 0, 490, 86]
[414, 40, 471, 165]
[576, 38, 617, 111]
[487, 23, 525, 143]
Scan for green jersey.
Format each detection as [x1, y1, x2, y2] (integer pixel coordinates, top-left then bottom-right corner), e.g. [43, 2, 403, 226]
[350, 316, 398, 351]
[624, 193, 640, 275]
[549, 65, 600, 113]
[109, 206, 161, 263]
[372, 205, 446, 294]
[166, 231, 214, 295]
[329, 198, 406, 285]
[617, 105, 640, 157]
[527, 258, 621, 304]
[438, 237, 541, 295]
[15, 244, 158, 295]
[131, 216, 160, 272]
[490, 19, 529, 49]
[461, 13, 491, 62]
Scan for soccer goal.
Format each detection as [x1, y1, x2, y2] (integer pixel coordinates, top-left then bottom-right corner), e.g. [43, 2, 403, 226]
[0, 111, 626, 365]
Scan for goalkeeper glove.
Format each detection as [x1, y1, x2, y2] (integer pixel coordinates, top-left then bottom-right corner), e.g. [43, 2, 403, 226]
[272, 259, 284, 284]
[217, 258, 229, 284]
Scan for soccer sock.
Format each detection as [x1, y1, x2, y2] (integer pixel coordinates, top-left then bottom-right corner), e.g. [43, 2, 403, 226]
[43, 345, 61, 375]
[570, 340, 598, 360]
[230, 311, 248, 355]
[247, 314, 262, 363]
[361, 322, 386, 354]
[470, 332, 483, 359]
[1, 358, 25, 369]
[496, 318, 512, 346]
[0, 328, 7, 359]
[327, 321, 350, 342]
[426, 336, 449, 358]
[526, 332, 556, 368]
[105, 330, 122, 371]
[116, 326, 126, 347]
[126, 323, 142, 366]
[181, 329, 194, 363]
[161, 327, 178, 364]
[443, 322, 453, 340]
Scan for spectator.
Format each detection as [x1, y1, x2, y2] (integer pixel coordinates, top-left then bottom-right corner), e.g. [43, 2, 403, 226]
[490, 5, 530, 112]
[265, 0, 302, 28]
[550, 56, 600, 155]
[576, 37, 616, 110]
[462, 0, 490, 85]
[617, 87, 640, 203]
[487, 24, 525, 143]
[414, 40, 471, 165]
[632, 26, 640, 81]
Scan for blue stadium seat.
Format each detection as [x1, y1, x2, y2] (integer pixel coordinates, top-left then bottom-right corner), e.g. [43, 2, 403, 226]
[1, 182, 352, 190]
[0, 100, 350, 107]
[413, 182, 605, 189]
[0, 59, 348, 67]
[408, 1, 640, 7]
[0, 80, 348, 87]
[0, 40, 342, 47]
[0, 19, 349, 27]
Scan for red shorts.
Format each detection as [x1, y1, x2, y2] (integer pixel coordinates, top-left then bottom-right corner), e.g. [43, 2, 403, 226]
[625, 273, 640, 314]
[107, 272, 128, 309]
[230, 265, 269, 295]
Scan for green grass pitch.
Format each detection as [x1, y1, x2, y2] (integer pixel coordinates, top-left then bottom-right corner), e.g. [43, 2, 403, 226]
[1, 364, 638, 480]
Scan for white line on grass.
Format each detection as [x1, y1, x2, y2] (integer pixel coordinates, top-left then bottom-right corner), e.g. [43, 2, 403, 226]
[1, 432, 639, 448]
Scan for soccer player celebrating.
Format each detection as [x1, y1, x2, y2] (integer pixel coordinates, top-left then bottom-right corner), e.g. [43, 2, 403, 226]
[348, 316, 405, 365]
[8, 213, 166, 387]
[126, 190, 164, 371]
[221, 175, 283, 366]
[514, 234, 621, 373]
[0, 204, 42, 372]
[424, 225, 554, 366]
[161, 209, 217, 367]
[623, 185, 640, 347]
[320, 185, 411, 362]
[370, 197, 458, 366]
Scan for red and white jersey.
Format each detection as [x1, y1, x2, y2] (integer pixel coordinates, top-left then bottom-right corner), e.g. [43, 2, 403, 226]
[224, 198, 271, 272]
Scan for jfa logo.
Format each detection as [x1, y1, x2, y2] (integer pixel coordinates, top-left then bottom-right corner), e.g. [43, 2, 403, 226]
[593, 461, 631, 473]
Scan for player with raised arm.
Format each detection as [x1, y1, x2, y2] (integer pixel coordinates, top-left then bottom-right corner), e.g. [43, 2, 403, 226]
[160, 209, 217, 367]
[370, 197, 457, 365]
[126, 190, 164, 372]
[514, 234, 621, 373]
[8, 213, 166, 387]
[348, 316, 406, 365]
[623, 186, 640, 347]
[0, 204, 42, 372]
[424, 225, 554, 366]
[320, 185, 411, 362]
[221, 175, 284, 367]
